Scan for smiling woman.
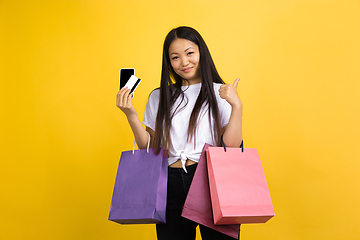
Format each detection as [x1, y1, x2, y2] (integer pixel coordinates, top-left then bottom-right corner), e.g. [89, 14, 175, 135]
[116, 26, 243, 240]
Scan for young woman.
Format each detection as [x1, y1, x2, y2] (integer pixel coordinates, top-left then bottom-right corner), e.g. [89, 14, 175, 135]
[117, 26, 243, 240]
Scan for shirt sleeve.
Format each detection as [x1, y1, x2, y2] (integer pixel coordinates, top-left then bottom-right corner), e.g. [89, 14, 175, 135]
[142, 89, 160, 131]
[219, 98, 232, 127]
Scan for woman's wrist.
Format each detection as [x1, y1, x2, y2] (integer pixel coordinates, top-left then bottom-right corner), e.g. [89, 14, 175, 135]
[125, 110, 138, 121]
[231, 102, 243, 113]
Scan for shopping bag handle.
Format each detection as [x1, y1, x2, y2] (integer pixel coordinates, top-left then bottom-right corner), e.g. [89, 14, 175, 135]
[221, 135, 244, 152]
[132, 131, 151, 154]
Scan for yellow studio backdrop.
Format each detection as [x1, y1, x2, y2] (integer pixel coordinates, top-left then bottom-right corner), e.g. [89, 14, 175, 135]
[1, 0, 359, 239]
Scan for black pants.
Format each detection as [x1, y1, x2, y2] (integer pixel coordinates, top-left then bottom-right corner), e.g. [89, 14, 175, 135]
[156, 164, 239, 240]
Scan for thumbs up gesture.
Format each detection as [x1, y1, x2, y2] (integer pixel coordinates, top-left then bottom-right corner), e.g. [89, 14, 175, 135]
[219, 78, 242, 109]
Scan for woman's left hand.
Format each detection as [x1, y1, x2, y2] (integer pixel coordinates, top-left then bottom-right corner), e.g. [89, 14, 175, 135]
[219, 78, 242, 109]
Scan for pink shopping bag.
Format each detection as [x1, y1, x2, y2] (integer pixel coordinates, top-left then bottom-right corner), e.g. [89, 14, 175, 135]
[206, 144, 275, 225]
[181, 144, 240, 239]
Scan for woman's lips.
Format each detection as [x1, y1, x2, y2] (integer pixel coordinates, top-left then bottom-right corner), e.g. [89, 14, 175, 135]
[183, 67, 192, 73]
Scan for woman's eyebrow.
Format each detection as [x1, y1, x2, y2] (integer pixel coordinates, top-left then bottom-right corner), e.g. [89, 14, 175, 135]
[170, 47, 194, 55]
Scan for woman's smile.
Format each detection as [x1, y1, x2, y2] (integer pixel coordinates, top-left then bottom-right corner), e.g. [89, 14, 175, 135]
[182, 67, 193, 73]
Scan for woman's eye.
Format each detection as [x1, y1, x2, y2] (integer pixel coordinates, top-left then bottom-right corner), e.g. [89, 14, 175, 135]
[172, 56, 179, 60]
[187, 52, 194, 55]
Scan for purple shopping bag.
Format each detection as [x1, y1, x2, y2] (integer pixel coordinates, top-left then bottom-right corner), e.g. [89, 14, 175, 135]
[181, 144, 240, 239]
[109, 147, 168, 224]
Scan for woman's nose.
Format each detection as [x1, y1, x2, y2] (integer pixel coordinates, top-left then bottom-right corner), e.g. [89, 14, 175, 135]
[181, 57, 189, 66]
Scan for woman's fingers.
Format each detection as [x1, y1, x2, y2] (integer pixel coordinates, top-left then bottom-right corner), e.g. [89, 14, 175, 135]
[122, 88, 129, 106]
[219, 84, 233, 98]
[116, 90, 122, 107]
[219, 78, 242, 108]
[219, 78, 240, 95]
[125, 89, 133, 107]
[116, 87, 137, 117]
[117, 87, 132, 108]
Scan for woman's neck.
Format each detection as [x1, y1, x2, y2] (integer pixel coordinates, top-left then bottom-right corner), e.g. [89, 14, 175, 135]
[182, 78, 201, 86]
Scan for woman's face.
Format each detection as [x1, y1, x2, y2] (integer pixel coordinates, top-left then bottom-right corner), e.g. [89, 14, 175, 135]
[168, 38, 201, 85]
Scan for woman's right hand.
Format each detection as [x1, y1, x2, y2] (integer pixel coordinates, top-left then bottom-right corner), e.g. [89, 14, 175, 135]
[116, 87, 136, 117]
[116, 87, 150, 149]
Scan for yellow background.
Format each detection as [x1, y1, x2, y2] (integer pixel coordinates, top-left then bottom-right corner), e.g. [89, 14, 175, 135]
[1, 0, 359, 239]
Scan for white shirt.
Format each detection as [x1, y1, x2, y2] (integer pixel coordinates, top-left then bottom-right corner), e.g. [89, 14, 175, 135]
[142, 82, 231, 172]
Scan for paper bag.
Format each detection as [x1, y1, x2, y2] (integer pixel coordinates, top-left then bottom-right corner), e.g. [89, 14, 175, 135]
[109, 148, 168, 224]
[207, 146, 274, 225]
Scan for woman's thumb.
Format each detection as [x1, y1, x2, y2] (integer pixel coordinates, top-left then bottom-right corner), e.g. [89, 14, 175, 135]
[233, 78, 240, 88]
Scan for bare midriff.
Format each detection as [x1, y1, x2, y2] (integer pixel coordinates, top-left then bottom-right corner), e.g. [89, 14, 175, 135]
[169, 159, 197, 168]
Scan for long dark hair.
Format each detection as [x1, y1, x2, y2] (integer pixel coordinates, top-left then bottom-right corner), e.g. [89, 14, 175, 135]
[154, 26, 224, 155]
